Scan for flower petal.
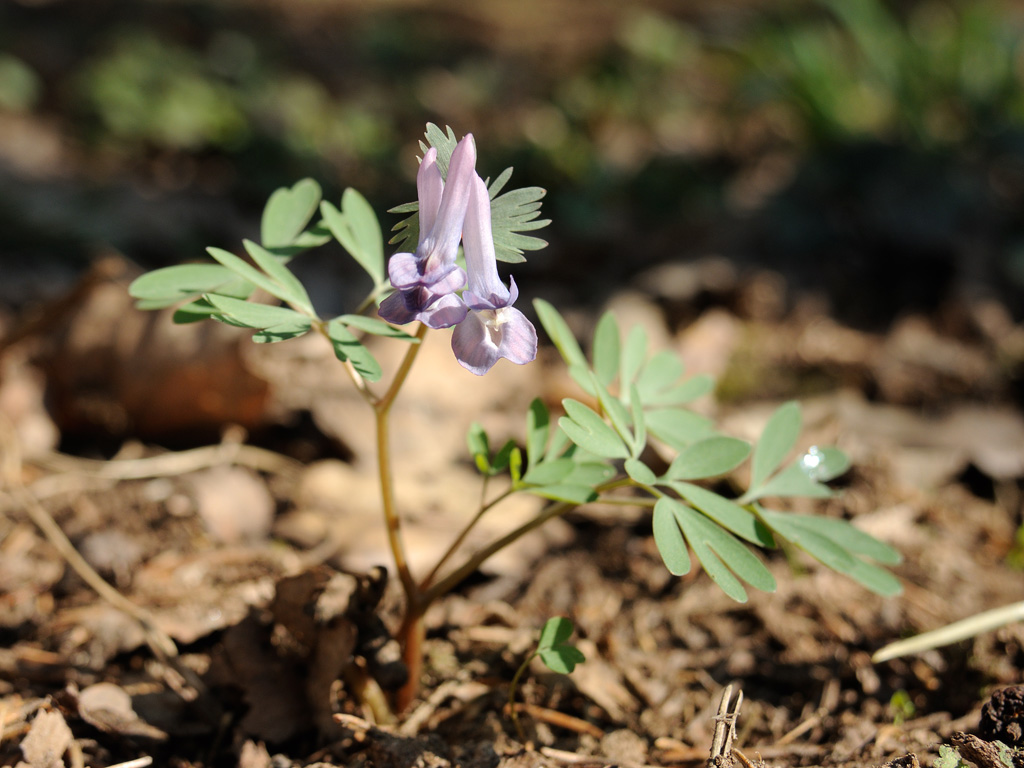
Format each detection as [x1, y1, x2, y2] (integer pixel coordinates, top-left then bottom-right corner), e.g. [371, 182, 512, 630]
[378, 288, 418, 325]
[462, 173, 510, 306]
[452, 310, 500, 375]
[418, 292, 468, 329]
[494, 306, 537, 365]
[418, 135, 476, 274]
[416, 148, 443, 243]
[387, 252, 422, 289]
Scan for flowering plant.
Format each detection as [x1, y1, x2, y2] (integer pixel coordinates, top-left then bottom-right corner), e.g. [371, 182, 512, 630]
[129, 124, 902, 714]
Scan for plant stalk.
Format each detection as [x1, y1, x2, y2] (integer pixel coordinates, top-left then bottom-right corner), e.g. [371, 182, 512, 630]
[370, 322, 429, 708]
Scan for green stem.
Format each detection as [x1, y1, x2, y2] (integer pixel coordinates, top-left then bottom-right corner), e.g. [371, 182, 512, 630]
[314, 320, 376, 404]
[422, 498, 573, 606]
[369, 322, 429, 710]
[421, 477, 638, 605]
[375, 405, 418, 605]
[507, 650, 536, 742]
[373, 323, 430, 603]
[419, 486, 515, 591]
[378, 323, 429, 412]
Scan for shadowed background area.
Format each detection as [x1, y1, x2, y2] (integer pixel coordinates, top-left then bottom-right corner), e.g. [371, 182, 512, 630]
[4, 4, 1024, 767]
[3, 0, 1024, 328]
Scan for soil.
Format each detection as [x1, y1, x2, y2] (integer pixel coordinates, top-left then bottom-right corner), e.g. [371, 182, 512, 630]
[2, 262, 1024, 768]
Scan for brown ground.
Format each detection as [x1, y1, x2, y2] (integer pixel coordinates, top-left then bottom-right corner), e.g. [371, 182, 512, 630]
[2, 259, 1024, 768]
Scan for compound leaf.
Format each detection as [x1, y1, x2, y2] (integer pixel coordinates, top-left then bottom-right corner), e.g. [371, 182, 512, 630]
[261, 178, 322, 248]
[750, 401, 802, 490]
[559, 399, 629, 459]
[666, 436, 751, 480]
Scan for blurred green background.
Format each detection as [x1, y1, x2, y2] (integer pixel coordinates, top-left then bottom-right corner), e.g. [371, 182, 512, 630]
[2, 0, 1023, 326]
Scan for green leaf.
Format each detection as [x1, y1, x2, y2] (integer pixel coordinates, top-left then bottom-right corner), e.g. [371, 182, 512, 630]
[625, 459, 657, 485]
[325, 319, 383, 382]
[487, 166, 514, 198]
[539, 646, 586, 674]
[800, 516, 902, 565]
[525, 398, 550, 472]
[128, 264, 242, 307]
[757, 507, 857, 573]
[522, 457, 575, 486]
[592, 312, 620, 388]
[636, 350, 685, 401]
[645, 408, 715, 451]
[592, 375, 634, 454]
[748, 463, 834, 501]
[489, 184, 552, 264]
[677, 512, 773, 602]
[492, 439, 517, 474]
[797, 446, 850, 482]
[242, 239, 315, 314]
[750, 401, 802, 489]
[538, 616, 575, 649]
[205, 247, 305, 308]
[559, 399, 630, 459]
[173, 297, 224, 323]
[467, 422, 490, 472]
[620, 325, 648, 389]
[537, 617, 585, 674]
[666, 436, 751, 480]
[629, 384, 647, 458]
[251, 326, 312, 343]
[667, 499, 777, 601]
[757, 507, 902, 596]
[488, 183, 550, 263]
[342, 188, 384, 283]
[653, 498, 691, 576]
[205, 294, 310, 331]
[527, 484, 598, 504]
[420, 122, 459, 176]
[563, 461, 616, 487]
[646, 374, 715, 407]
[293, 225, 333, 250]
[567, 364, 598, 397]
[544, 425, 573, 463]
[335, 314, 419, 340]
[668, 482, 775, 547]
[509, 447, 523, 483]
[261, 178, 322, 248]
[534, 299, 587, 369]
[320, 193, 386, 287]
[840, 557, 904, 597]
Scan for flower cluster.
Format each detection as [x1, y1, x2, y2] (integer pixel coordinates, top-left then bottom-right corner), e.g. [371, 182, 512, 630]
[378, 135, 537, 375]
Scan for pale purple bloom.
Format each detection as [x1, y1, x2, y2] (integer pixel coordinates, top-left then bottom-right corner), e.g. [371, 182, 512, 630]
[451, 173, 538, 375]
[378, 136, 477, 329]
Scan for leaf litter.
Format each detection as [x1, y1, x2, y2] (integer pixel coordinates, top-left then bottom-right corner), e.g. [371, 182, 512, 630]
[0, 258, 1023, 766]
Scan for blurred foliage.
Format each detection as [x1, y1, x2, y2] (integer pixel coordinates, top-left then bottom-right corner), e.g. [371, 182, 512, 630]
[0, 53, 41, 112]
[745, 0, 1024, 146]
[1, 0, 1024, 319]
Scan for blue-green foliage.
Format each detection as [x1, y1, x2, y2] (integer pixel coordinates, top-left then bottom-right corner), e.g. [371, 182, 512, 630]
[466, 300, 902, 602]
[536, 617, 585, 674]
[389, 124, 550, 264]
[128, 177, 406, 382]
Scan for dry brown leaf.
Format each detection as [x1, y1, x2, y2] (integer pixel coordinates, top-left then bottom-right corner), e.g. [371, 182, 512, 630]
[189, 466, 275, 544]
[238, 740, 272, 768]
[19, 709, 72, 768]
[77, 682, 167, 740]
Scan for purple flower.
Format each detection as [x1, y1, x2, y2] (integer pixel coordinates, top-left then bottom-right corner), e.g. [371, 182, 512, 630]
[378, 136, 477, 329]
[451, 173, 538, 375]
